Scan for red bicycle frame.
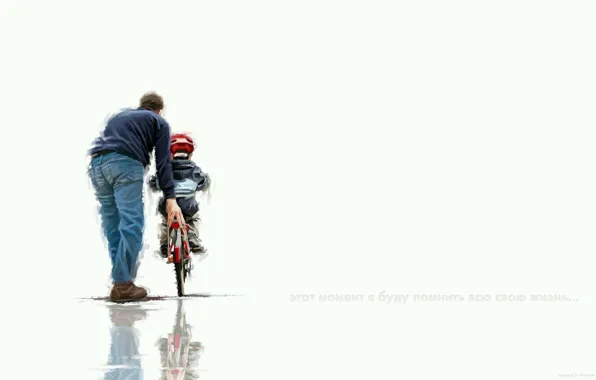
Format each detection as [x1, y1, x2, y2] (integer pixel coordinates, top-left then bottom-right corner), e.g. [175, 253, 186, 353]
[167, 219, 191, 264]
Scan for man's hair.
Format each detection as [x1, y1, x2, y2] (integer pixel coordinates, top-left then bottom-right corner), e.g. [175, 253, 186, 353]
[139, 92, 164, 111]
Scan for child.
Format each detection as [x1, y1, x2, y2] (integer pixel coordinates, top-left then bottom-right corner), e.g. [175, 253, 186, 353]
[148, 133, 211, 258]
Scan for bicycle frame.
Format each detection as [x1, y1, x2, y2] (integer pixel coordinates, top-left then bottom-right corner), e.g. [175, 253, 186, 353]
[167, 218, 191, 264]
[167, 217, 193, 297]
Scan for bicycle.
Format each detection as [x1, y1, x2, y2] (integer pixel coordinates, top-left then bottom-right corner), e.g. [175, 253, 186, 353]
[166, 217, 193, 296]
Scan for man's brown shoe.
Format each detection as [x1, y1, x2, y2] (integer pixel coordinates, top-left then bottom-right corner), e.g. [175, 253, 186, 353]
[110, 281, 148, 302]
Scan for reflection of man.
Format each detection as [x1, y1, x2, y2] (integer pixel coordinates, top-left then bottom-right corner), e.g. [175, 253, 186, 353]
[156, 300, 203, 380]
[104, 305, 147, 380]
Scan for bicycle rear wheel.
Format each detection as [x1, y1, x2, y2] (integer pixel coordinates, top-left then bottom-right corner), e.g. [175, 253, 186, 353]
[170, 224, 187, 297]
[174, 248, 186, 297]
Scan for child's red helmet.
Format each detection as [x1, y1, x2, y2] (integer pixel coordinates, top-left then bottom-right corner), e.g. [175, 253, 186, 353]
[170, 133, 195, 155]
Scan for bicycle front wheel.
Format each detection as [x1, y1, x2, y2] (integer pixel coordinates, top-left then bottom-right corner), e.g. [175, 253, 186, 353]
[174, 258, 185, 296]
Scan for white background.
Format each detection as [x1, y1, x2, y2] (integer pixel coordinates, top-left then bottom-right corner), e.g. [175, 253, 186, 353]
[0, 0, 595, 378]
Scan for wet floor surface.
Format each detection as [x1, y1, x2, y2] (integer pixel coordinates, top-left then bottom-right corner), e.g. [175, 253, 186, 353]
[90, 297, 222, 379]
[74, 294, 261, 380]
[12, 291, 595, 379]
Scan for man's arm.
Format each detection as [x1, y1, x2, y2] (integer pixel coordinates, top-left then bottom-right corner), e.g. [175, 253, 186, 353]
[154, 118, 176, 200]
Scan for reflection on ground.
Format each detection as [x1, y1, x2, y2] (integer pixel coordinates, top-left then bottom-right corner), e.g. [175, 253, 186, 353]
[103, 299, 203, 380]
[156, 300, 203, 380]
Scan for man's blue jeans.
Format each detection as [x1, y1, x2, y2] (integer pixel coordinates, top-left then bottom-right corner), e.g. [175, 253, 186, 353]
[88, 152, 145, 284]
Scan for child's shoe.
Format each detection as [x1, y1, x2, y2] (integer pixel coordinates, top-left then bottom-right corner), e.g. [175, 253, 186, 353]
[189, 240, 207, 254]
[159, 245, 168, 258]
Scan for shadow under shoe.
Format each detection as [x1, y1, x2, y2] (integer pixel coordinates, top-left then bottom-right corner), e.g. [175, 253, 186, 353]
[110, 281, 148, 302]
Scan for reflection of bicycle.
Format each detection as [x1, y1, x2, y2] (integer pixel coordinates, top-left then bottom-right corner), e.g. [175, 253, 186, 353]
[167, 217, 193, 296]
[157, 300, 203, 380]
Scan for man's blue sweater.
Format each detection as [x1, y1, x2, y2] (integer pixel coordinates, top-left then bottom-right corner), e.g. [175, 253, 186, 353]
[89, 107, 176, 199]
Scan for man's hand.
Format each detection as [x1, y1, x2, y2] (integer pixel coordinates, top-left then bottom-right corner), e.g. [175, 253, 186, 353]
[166, 198, 185, 228]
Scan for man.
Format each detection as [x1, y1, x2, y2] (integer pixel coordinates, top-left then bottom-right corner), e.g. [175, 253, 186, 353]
[88, 92, 185, 301]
